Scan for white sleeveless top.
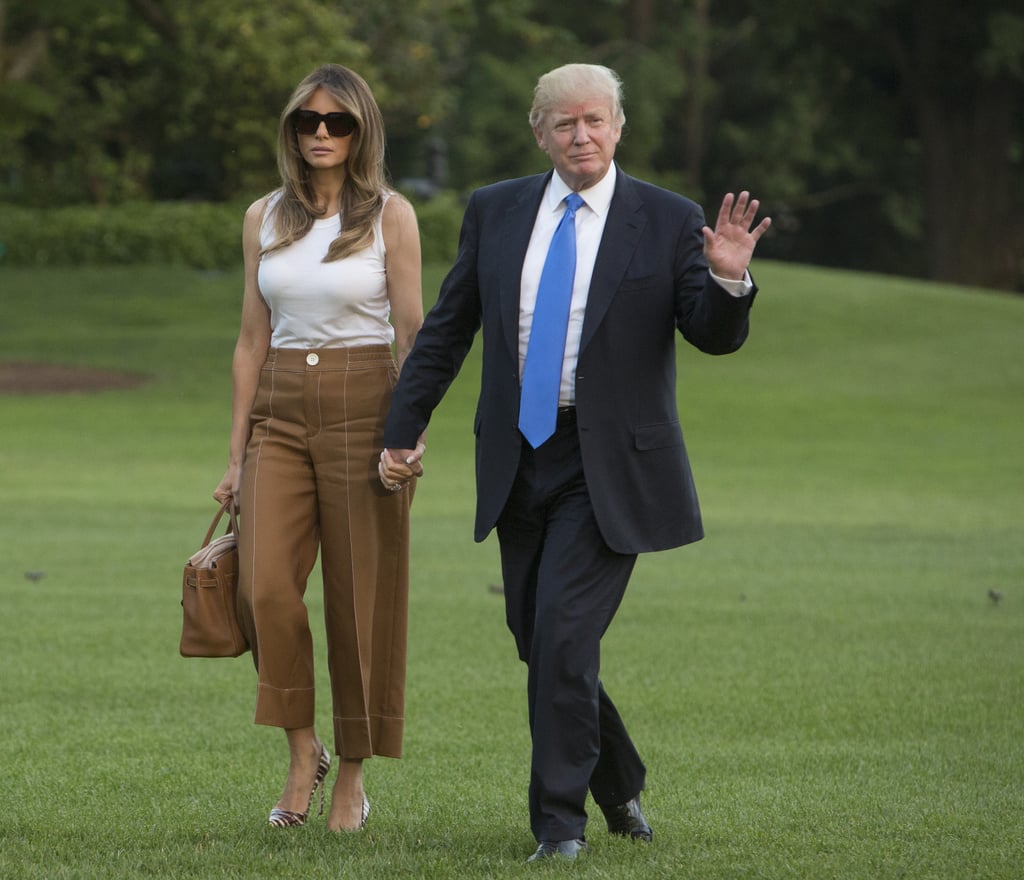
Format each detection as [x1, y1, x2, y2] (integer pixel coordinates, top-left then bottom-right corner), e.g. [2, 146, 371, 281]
[257, 192, 394, 348]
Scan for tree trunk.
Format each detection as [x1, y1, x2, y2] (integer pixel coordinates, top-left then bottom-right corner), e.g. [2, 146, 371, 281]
[685, 0, 710, 194]
[903, 1, 1022, 291]
[915, 85, 1021, 290]
[627, 0, 653, 43]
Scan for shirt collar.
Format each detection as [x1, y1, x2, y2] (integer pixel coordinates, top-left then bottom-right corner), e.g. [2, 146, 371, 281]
[547, 163, 617, 217]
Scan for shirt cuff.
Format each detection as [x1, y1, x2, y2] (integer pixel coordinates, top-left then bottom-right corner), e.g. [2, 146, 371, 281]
[710, 269, 753, 298]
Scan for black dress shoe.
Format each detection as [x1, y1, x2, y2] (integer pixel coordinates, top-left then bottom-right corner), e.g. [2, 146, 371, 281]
[526, 838, 588, 862]
[600, 796, 653, 841]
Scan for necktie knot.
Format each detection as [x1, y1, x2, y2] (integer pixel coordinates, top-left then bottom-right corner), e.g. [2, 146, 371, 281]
[564, 192, 584, 215]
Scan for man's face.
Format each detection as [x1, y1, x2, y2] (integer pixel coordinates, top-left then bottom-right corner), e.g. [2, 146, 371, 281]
[533, 97, 622, 192]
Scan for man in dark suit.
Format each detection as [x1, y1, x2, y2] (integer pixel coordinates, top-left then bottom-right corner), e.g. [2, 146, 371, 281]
[379, 63, 770, 862]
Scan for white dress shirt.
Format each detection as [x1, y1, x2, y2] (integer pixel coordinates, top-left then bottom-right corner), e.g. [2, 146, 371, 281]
[518, 165, 752, 405]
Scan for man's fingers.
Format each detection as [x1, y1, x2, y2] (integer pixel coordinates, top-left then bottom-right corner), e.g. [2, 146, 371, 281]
[731, 190, 749, 220]
[741, 197, 760, 227]
[380, 447, 425, 483]
[717, 191, 769, 234]
[751, 216, 772, 241]
[405, 443, 426, 465]
[715, 192, 735, 229]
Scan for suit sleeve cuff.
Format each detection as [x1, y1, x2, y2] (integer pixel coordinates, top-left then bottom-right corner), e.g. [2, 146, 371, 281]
[710, 269, 753, 297]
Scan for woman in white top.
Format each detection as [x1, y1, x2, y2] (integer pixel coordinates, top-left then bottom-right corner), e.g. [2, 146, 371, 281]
[213, 64, 423, 833]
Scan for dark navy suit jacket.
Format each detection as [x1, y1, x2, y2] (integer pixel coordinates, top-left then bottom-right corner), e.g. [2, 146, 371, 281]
[384, 165, 756, 554]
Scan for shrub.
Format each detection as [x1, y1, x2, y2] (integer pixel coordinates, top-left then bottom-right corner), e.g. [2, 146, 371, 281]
[0, 201, 247, 269]
[0, 195, 466, 269]
[405, 190, 464, 265]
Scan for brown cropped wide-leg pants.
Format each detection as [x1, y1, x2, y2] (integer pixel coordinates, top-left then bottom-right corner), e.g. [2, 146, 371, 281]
[237, 346, 410, 759]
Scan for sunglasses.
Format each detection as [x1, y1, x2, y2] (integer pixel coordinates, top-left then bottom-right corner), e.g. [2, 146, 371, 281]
[291, 109, 358, 138]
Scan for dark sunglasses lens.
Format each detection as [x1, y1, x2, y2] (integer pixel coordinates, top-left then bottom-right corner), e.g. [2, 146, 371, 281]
[292, 110, 319, 135]
[292, 110, 356, 137]
[325, 113, 356, 137]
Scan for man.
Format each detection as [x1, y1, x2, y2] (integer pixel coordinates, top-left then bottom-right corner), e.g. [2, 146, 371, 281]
[380, 63, 770, 862]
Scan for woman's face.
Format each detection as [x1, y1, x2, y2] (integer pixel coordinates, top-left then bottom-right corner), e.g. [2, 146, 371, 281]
[293, 87, 356, 172]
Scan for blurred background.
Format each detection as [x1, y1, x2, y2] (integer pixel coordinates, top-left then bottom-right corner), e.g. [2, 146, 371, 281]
[1, 0, 1022, 291]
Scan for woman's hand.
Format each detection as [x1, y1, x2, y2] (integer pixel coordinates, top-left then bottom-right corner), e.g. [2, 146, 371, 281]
[378, 441, 426, 492]
[213, 464, 242, 508]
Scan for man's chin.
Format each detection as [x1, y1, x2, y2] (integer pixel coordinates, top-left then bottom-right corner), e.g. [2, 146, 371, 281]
[563, 162, 609, 190]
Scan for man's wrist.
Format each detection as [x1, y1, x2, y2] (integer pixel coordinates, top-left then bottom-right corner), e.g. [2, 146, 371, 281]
[710, 268, 753, 297]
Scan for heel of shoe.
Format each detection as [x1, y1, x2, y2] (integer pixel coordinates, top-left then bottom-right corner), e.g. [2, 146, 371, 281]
[313, 744, 331, 817]
[268, 742, 332, 828]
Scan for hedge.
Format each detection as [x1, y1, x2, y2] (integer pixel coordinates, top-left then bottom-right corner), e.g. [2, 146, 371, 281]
[0, 192, 464, 269]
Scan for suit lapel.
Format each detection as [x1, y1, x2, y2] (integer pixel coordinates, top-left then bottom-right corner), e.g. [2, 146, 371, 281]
[580, 169, 646, 352]
[499, 172, 551, 368]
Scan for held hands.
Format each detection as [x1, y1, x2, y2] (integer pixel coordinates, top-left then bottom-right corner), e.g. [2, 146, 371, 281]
[379, 440, 426, 492]
[701, 191, 772, 281]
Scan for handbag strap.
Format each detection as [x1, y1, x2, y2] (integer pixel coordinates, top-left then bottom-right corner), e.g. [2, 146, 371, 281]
[201, 498, 239, 548]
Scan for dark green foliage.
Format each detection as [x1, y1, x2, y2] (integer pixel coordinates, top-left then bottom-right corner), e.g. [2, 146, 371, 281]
[0, 196, 466, 268]
[0, 202, 246, 268]
[406, 191, 464, 265]
[1, 1, 1022, 288]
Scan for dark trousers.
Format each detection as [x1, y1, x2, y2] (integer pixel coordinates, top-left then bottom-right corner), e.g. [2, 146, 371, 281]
[496, 416, 646, 842]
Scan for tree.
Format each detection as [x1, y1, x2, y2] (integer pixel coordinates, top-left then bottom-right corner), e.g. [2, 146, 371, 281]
[3, 0, 1021, 290]
[884, 0, 1024, 289]
[341, 0, 467, 186]
[0, 0, 442, 203]
[704, 0, 1024, 290]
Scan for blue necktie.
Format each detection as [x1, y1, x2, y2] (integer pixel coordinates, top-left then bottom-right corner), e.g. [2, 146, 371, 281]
[518, 192, 584, 448]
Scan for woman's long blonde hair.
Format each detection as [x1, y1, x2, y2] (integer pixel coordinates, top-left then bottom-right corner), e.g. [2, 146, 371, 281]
[263, 64, 388, 261]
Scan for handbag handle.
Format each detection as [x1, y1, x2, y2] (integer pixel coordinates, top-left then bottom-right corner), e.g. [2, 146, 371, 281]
[201, 499, 240, 548]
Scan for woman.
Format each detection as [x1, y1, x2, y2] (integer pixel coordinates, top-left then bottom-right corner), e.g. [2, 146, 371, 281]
[213, 63, 423, 832]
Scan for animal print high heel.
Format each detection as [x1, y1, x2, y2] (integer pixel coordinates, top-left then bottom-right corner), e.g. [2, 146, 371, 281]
[331, 793, 371, 832]
[268, 743, 331, 827]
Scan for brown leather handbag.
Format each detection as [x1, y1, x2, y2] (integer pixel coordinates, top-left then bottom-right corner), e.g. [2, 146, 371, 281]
[180, 500, 248, 657]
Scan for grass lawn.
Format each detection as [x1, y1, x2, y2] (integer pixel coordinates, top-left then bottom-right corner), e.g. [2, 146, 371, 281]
[0, 261, 1021, 879]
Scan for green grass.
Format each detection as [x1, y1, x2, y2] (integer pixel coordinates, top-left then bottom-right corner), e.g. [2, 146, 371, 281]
[1, 262, 1022, 879]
